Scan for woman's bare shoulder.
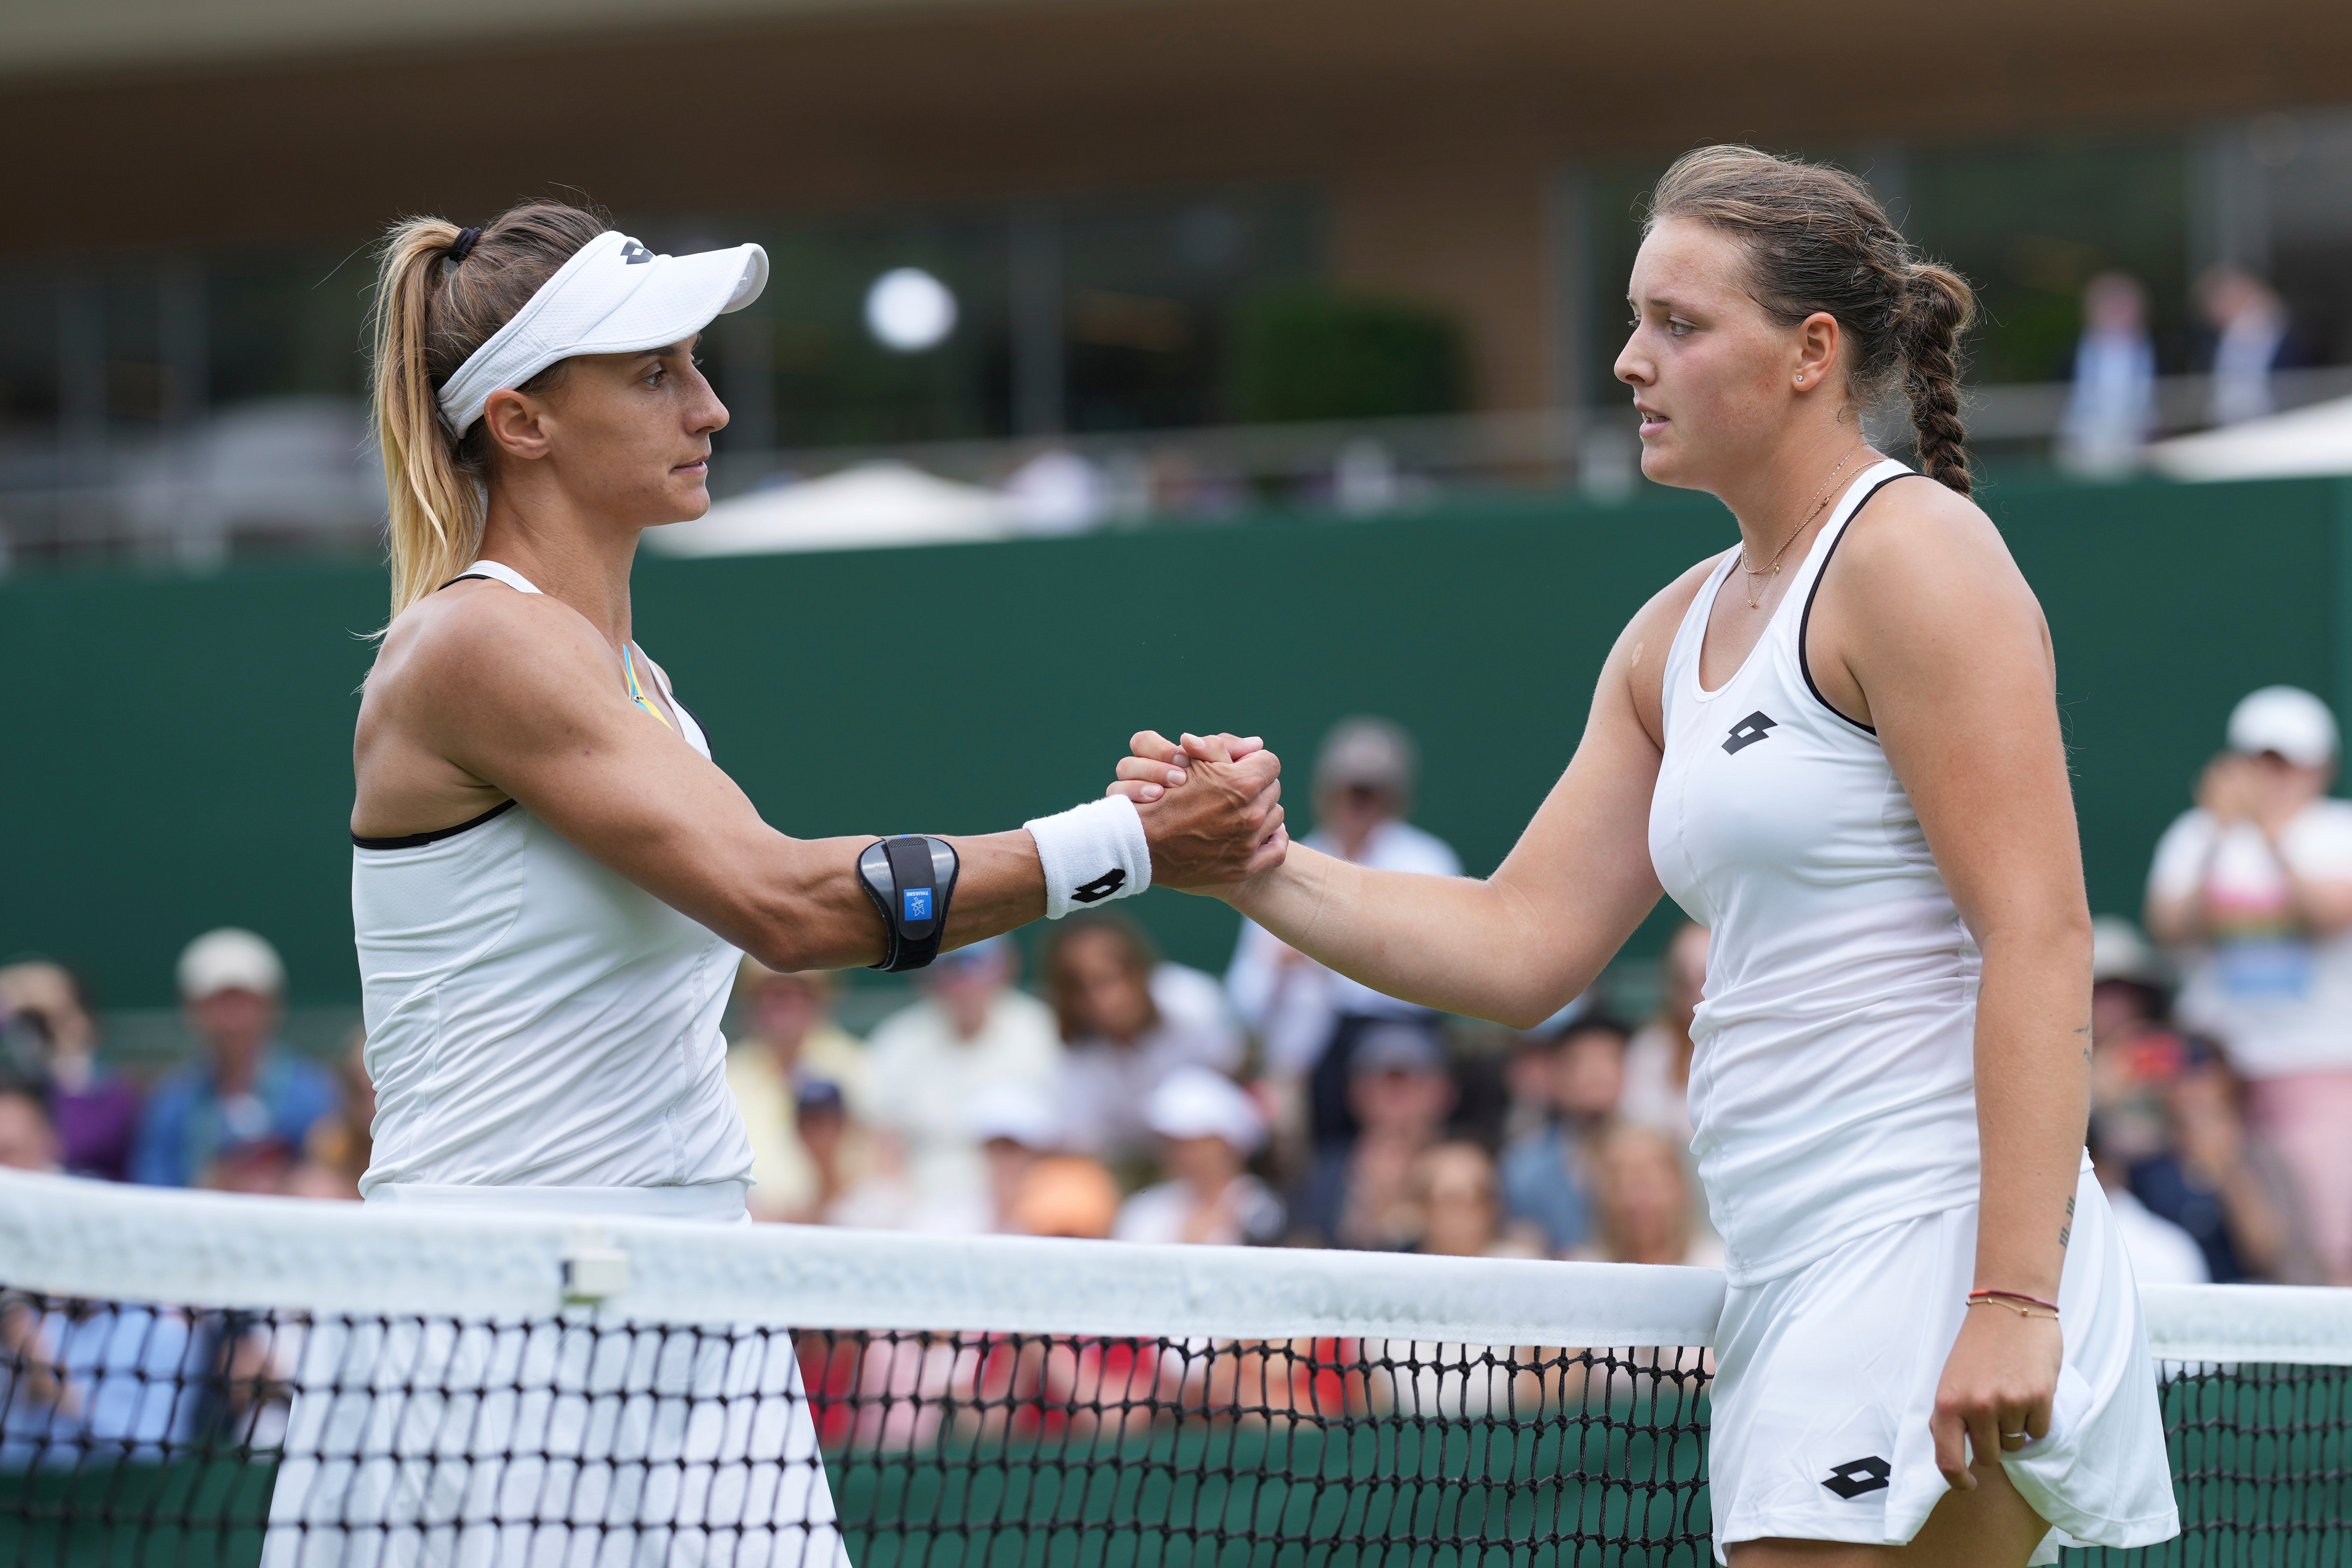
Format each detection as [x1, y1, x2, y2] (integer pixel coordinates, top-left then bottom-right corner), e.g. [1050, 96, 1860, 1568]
[1833, 475, 2028, 605]
[1822, 475, 2051, 695]
[361, 580, 612, 738]
[1612, 549, 1732, 741]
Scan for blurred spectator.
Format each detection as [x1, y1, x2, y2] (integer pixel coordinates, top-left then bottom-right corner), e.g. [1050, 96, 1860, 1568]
[0, 961, 138, 1180]
[724, 962, 871, 1222]
[1406, 1141, 1541, 1259]
[201, 1137, 300, 1195]
[2130, 1048, 2313, 1284]
[1008, 1155, 1122, 1240]
[1499, 1015, 1629, 1256]
[2086, 917, 2185, 1166]
[1114, 1068, 1284, 1246]
[1227, 718, 1460, 1157]
[793, 1080, 916, 1229]
[2088, 1113, 2208, 1285]
[2060, 272, 2159, 475]
[298, 1030, 375, 1197]
[1044, 914, 1242, 1169]
[953, 1079, 1065, 1235]
[1294, 1024, 1456, 1250]
[1620, 925, 1704, 1143]
[0, 1080, 61, 1173]
[132, 931, 334, 1190]
[2199, 267, 2293, 427]
[865, 937, 1062, 1213]
[1499, 1023, 1565, 1148]
[2146, 686, 2352, 1284]
[1576, 1123, 1725, 1268]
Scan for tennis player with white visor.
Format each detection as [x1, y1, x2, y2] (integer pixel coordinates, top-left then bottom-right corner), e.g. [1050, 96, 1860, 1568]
[1112, 148, 2179, 1566]
[270, 200, 1284, 1567]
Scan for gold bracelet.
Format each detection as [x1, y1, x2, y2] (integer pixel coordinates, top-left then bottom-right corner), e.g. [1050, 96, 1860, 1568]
[1966, 1297, 2059, 1321]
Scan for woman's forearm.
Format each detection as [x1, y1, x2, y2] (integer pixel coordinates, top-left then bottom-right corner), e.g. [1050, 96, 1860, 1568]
[1224, 845, 1620, 1028]
[1970, 923, 2094, 1300]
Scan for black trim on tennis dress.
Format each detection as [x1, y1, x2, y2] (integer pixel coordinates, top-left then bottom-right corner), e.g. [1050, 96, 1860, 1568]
[352, 797, 519, 850]
[1796, 472, 1932, 738]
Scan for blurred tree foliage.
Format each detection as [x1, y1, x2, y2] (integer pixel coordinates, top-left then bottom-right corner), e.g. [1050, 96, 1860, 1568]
[1228, 286, 1466, 422]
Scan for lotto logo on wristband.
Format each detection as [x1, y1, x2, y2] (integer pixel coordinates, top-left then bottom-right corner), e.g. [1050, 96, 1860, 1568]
[1071, 869, 1127, 904]
[903, 889, 933, 921]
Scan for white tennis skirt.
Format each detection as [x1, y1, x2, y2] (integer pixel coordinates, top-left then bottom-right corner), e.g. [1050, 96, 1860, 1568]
[263, 1184, 850, 1568]
[1706, 1160, 2180, 1563]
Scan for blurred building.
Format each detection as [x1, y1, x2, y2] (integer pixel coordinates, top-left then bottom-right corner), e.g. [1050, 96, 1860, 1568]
[5, 0, 2352, 560]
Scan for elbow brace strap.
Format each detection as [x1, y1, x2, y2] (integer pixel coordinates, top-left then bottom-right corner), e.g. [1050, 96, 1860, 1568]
[856, 835, 960, 972]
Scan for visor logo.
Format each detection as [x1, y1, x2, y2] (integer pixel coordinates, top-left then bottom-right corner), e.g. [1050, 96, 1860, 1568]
[620, 240, 654, 265]
[902, 888, 932, 921]
[1071, 869, 1127, 904]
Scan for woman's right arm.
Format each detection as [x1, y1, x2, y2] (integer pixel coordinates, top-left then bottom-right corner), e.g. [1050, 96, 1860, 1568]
[1120, 571, 1708, 1028]
[361, 586, 1284, 972]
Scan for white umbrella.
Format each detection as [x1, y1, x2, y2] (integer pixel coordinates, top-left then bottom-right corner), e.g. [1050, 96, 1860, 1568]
[646, 460, 1014, 556]
[2148, 394, 2352, 482]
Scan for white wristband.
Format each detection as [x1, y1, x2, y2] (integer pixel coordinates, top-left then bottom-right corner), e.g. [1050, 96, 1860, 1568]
[1024, 796, 1152, 919]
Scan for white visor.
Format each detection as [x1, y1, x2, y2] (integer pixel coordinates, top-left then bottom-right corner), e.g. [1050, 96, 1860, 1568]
[435, 230, 769, 434]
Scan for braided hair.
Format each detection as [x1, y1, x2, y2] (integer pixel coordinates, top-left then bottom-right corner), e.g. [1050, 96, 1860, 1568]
[1646, 146, 1979, 495]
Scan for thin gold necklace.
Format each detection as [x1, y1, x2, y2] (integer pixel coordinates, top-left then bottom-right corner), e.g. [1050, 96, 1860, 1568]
[1738, 447, 1865, 609]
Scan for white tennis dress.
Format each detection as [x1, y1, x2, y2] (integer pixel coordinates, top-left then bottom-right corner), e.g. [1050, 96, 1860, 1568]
[1647, 461, 2177, 1559]
[266, 560, 847, 1568]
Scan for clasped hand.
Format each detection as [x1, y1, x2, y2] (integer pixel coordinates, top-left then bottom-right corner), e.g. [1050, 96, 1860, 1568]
[1112, 730, 1290, 892]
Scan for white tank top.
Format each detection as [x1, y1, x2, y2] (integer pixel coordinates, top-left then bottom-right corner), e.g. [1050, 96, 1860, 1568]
[1648, 460, 1984, 1286]
[352, 561, 755, 1205]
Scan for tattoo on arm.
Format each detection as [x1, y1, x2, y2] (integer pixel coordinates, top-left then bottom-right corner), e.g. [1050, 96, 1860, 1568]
[2060, 1193, 2075, 1250]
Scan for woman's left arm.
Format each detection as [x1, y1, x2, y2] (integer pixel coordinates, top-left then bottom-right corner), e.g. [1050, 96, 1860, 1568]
[1817, 479, 2090, 1492]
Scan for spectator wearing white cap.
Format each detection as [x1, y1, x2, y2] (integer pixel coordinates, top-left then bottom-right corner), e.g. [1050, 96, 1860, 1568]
[1112, 1068, 1283, 1246]
[863, 936, 1063, 1214]
[1225, 717, 1460, 1158]
[2147, 685, 2352, 1283]
[1042, 913, 1241, 1170]
[130, 929, 337, 1189]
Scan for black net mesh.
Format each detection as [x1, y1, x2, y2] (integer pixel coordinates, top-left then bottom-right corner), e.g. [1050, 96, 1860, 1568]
[0, 1293, 2342, 1567]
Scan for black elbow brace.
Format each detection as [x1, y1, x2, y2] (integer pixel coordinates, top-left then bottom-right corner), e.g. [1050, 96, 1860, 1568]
[856, 836, 960, 973]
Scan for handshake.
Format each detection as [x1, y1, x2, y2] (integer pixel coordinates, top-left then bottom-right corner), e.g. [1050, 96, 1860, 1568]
[1103, 729, 1290, 896]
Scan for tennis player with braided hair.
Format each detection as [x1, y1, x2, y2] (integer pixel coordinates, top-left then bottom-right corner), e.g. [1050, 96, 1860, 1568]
[267, 200, 1283, 1566]
[1116, 147, 2177, 1564]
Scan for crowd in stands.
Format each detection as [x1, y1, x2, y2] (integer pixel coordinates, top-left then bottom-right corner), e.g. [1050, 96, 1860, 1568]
[2059, 264, 2307, 475]
[2, 699, 2348, 1291]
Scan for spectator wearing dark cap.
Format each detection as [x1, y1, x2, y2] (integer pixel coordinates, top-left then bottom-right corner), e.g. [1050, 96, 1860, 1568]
[0, 961, 138, 1181]
[792, 1078, 921, 1229]
[1225, 718, 1460, 1160]
[1293, 1023, 1456, 1250]
[2147, 685, 2352, 1283]
[131, 930, 335, 1190]
[1499, 1015, 1629, 1256]
[724, 959, 871, 1222]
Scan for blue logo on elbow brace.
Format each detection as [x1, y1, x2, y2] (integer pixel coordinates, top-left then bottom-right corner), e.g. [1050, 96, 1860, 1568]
[902, 888, 933, 922]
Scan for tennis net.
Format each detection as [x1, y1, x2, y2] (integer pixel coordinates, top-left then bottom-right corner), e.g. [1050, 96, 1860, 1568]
[0, 1169, 2345, 1567]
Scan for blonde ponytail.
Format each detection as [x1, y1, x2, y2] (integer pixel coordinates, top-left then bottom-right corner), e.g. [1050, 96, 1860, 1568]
[366, 200, 609, 621]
